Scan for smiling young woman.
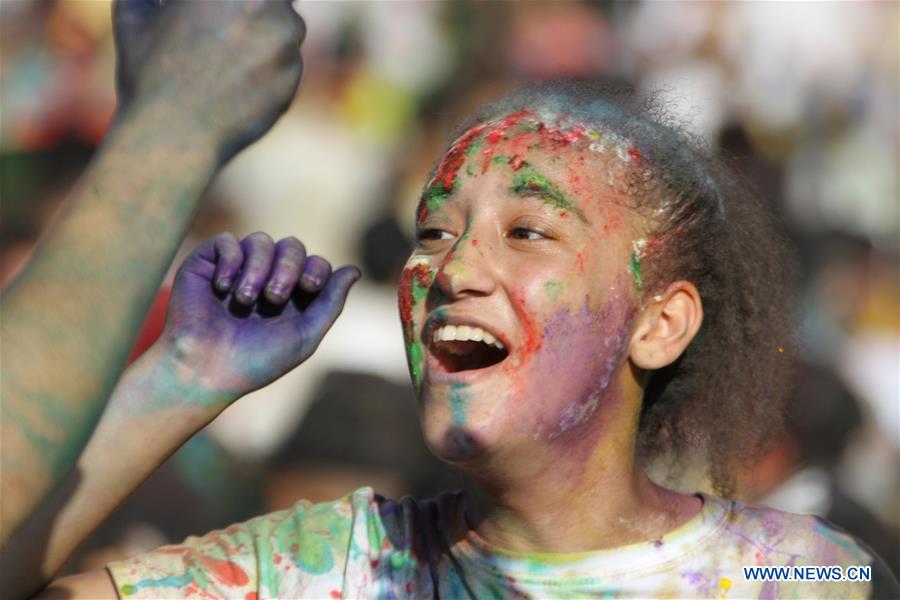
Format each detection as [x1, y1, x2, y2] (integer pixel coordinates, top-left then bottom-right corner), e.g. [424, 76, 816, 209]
[22, 83, 897, 599]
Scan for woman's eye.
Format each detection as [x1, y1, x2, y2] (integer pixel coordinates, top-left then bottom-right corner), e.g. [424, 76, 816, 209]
[508, 227, 547, 241]
[416, 228, 454, 242]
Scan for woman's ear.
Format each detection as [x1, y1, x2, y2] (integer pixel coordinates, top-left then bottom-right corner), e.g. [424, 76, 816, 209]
[630, 281, 703, 370]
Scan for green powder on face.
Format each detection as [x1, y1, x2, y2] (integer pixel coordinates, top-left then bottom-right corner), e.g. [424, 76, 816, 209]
[425, 183, 452, 214]
[400, 262, 435, 390]
[629, 239, 647, 290]
[511, 164, 587, 222]
[465, 137, 483, 176]
[543, 280, 563, 300]
[514, 120, 542, 135]
[407, 341, 425, 389]
[407, 279, 430, 388]
[450, 383, 470, 425]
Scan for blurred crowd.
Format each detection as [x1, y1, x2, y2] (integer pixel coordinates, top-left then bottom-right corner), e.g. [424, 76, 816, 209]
[1, 0, 897, 577]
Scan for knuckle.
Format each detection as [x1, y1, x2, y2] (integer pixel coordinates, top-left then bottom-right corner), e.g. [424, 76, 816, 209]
[312, 256, 332, 271]
[280, 236, 304, 251]
[247, 230, 274, 244]
[215, 231, 238, 243]
[277, 256, 300, 271]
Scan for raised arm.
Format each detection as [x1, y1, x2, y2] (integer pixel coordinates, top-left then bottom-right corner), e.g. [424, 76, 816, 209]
[5, 232, 360, 599]
[0, 0, 305, 540]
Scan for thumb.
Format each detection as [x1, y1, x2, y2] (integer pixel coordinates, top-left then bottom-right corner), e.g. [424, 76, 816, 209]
[299, 266, 361, 346]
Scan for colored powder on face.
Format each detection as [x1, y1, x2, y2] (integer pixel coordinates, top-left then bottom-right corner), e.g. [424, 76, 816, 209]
[511, 163, 588, 223]
[420, 109, 628, 226]
[629, 239, 647, 290]
[419, 127, 486, 222]
[465, 136, 483, 177]
[398, 262, 434, 388]
[509, 289, 543, 360]
[418, 109, 532, 223]
[450, 383, 470, 425]
[543, 280, 563, 300]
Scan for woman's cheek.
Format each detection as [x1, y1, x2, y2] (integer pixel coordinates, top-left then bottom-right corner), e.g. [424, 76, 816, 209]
[521, 279, 636, 440]
[398, 258, 436, 391]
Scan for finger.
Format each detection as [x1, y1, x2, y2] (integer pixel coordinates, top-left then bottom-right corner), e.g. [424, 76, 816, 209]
[212, 232, 243, 292]
[299, 266, 361, 345]
[264, 237, 306, 304]
[299, 255, 332, 293]
[235, 232, 275, 304]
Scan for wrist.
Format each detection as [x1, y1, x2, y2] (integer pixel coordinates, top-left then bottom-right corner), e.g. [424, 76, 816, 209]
[116, 344, 239, 425]
[107, 93, 223, 173]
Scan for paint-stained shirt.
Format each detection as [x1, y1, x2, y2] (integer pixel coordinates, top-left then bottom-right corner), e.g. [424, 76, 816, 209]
[107, 487, 892, 599]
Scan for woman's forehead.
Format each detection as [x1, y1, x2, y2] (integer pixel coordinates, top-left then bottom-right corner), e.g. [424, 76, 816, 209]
[419, 109, 653, 223]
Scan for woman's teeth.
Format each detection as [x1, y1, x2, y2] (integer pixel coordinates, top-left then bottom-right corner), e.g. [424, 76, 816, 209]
[433, 324, 505, 350]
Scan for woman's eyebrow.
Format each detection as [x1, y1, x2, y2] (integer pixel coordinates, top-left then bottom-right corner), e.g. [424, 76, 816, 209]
[508, 163, 589, 223]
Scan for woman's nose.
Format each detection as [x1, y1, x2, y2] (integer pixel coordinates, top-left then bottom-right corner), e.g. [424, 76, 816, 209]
[435, 236, 497, 299]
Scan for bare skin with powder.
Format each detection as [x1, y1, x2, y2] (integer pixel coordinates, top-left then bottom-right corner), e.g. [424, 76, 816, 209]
[0, 0, 306, 543]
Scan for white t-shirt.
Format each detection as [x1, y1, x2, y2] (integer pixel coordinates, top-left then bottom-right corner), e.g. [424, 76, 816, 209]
[108, 487, 885, 598]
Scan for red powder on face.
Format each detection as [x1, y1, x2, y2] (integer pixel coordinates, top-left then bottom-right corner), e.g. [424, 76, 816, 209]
[628, 147, 642, 163]
[398, 263, 432, 331]
[509, 289, 543, 360]
[601, 210, 622, 236]
[471, 239, 478, 246]
[245, 594, 258, 600]
[575, 252, 585, 273]
[434, 249, 456, 291]
[421, 109, 536, 223]
[480, 109, 533, 173]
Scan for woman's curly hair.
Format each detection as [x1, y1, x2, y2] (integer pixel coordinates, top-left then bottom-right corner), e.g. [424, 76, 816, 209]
[464, 81, 797, 496]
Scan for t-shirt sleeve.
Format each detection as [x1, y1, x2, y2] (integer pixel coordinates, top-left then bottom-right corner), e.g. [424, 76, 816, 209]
[107, 490, 372, 599]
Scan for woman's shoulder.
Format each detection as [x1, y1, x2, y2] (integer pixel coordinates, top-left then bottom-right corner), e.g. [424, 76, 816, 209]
[705, 494, 871, 567]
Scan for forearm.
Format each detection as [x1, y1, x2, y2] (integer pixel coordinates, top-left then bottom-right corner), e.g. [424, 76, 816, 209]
[0, 99, 221, 540]
[1, 344, 232, 599]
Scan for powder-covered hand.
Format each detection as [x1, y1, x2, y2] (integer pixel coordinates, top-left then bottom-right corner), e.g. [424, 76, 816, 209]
[159, 232, 359, 403]
[112, 0, 305, 161]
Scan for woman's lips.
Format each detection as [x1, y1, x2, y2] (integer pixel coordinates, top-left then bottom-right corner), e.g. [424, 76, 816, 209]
[425, 348, 510, 383]
[420, 314, 513, 382]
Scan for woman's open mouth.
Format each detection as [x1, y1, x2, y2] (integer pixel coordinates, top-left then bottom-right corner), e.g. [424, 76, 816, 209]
[428, 324, 510, 373]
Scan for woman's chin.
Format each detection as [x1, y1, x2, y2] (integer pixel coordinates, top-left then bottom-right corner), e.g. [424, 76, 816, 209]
[421, 410, 498, 465]
[430, 426, 488, 463]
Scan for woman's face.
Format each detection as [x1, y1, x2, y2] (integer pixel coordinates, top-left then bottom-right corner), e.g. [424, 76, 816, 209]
[399, 111, 648, 465]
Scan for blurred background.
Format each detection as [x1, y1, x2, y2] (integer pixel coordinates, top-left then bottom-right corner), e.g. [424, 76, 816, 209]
[1, 0, 897, 576]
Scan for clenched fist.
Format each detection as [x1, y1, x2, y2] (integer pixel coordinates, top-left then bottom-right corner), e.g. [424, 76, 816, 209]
[158, 232, 359, 403]
[113, 0, 305, 161]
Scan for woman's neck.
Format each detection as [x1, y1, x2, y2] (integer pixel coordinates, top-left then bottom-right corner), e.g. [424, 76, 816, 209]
[464, 467, 701, 553]
[460, 388, 702, 553]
